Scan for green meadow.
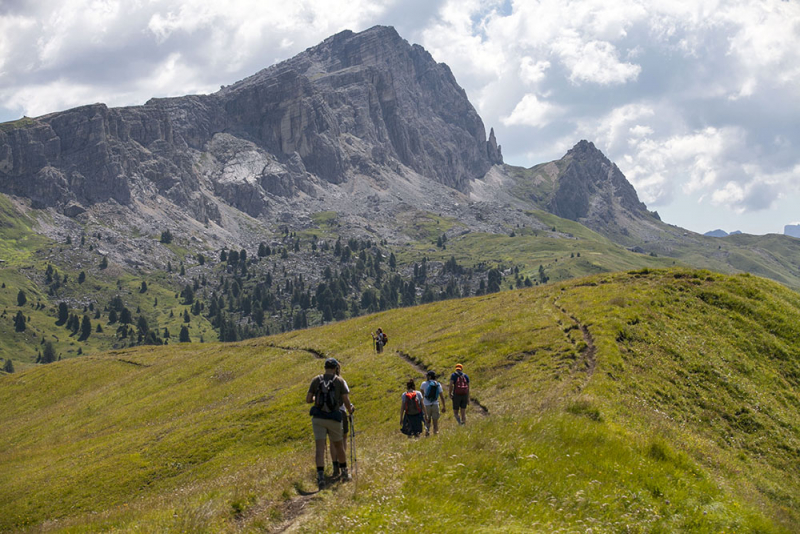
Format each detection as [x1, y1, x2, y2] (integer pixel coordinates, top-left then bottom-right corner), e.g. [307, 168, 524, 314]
[1, 268, 798, 532]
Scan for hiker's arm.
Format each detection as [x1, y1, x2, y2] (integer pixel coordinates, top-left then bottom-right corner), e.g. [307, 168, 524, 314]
[448, 381, 453, 398]
[342, 393, 354, 414]
[306, 390, 314, 404]
[400, 399, 406, 425]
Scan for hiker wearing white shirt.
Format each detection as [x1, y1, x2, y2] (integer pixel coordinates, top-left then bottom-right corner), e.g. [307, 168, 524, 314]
[421, 370, 446, 436]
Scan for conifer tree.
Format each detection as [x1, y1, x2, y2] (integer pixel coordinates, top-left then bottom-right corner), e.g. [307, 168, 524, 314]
[79, 315, 92, 341]
[41, 342, 57, 364]
[14, 311, 26, 332]
[17, 290, 26, 307]
[179, 325, 191, 343]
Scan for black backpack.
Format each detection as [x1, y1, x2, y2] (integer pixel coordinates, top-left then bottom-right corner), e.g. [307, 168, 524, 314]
[315, 375, 338, 412]
[424, 381, 440, 402]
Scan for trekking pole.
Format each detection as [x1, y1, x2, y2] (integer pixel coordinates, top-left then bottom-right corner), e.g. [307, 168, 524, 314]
[350, 412, 357, 489]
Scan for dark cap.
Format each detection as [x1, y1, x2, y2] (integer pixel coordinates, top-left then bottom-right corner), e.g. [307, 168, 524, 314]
[324, 358, 339, 369]
[426, 370, 436, 379]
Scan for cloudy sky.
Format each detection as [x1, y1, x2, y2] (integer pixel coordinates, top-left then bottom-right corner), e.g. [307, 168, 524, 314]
[1, 0, 798, 235]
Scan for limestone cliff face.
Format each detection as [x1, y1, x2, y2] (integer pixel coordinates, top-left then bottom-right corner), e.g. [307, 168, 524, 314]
[0, 26, 500, 218]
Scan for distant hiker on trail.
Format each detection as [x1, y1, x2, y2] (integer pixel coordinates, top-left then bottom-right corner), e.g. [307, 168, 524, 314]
[330, 361, 351, 479]
[307, 358, 354, 490]
[371, 328, 388, 353]
[421, 370, 445, 436]
[400, 379, 426, 438]
[448, 363, 470, 426]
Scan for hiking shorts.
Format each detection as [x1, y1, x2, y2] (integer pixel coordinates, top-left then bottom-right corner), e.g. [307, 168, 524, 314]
[452, 394, 469, 410]
[425, 403, 441, 420]
[312, 416, 344, 442]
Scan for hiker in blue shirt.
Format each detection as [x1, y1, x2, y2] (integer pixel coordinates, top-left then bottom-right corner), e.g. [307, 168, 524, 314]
[448, 363, 470, 426]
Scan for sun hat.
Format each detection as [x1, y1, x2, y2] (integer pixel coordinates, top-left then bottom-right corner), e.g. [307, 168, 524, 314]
[455, 364, 463, 370]
[325, 358, 339, 369]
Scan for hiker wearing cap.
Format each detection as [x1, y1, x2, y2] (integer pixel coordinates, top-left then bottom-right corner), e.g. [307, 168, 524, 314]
[448, 364, 470, 426]
[421, 370, 446, 436]
[400, 379, 425, 438]
[307, 358, 354, 489]
[330, 361, 351, 478]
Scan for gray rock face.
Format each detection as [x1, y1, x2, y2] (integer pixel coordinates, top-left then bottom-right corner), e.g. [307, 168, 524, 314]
[550, 140, 648, 223]
[0, 26, 500, 218]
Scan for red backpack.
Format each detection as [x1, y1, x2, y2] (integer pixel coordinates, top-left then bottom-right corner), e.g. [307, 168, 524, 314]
[454, 372, 469, 395]
[404, 391, 422, 415]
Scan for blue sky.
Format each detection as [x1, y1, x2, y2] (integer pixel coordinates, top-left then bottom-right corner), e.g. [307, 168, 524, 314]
[1, 0, 798, 235]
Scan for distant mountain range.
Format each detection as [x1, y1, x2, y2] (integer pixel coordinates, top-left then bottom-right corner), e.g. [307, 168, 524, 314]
[1, 25, 800, 363]
[704, 229, 743, 237]
[785, 224, 800, 238]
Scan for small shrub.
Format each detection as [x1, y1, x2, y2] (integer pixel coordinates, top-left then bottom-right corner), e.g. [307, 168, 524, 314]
[567, 399, 602, 421]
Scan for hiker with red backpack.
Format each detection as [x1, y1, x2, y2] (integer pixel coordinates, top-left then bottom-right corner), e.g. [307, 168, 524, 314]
[371, 328, 388, 353]
[448, 363, 470, 426]
[400, 379, 426, 438]
[306, 358, 354, 490]
[421, 370, 446, 436]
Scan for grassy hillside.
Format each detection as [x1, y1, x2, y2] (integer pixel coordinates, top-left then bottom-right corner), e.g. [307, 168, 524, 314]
[1, 268, 798, 532]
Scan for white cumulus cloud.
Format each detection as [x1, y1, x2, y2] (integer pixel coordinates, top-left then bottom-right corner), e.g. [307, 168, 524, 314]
[502, 93, 561, 128]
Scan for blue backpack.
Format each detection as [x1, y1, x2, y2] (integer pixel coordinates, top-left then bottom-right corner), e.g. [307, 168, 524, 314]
[424, 381, 440, 402]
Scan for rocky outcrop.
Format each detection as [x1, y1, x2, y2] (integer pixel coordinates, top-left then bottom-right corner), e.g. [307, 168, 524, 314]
[486, 128, 503, 165]
[549, 140, 649, 223]
[0, 26, 499, 219]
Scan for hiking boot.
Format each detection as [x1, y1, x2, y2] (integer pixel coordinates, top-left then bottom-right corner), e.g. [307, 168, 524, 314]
[340, 468, 351, 482]
[332, 465, 340, 478]
[317, 473, 326, 490]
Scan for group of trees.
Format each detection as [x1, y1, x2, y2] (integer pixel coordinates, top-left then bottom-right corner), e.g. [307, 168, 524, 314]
[171, 234, 517, 343]
[15, 228, 547, 363]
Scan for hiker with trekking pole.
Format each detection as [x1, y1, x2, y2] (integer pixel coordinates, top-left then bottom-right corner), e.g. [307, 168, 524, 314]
[449, 363, 470, 426]
[307, 358, 354, 490]
[421, 370, 445, 436]
[371, 328, 387, 353]
[328, 361, 352, 479]
[400, 379, 426, 438]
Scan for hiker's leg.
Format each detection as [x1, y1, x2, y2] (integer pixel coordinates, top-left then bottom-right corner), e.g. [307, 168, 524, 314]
[460, 407, 467, 424]
[312, 418, 328, 469]
[315, 438, 327, 469]
[332, 439, 346, 463]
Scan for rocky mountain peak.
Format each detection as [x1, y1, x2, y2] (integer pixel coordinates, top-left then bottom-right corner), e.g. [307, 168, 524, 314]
[0, 26, 498, 218]
[550, 140, 651, 224]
